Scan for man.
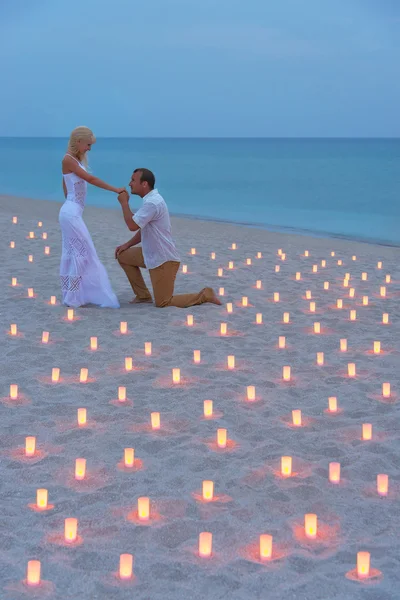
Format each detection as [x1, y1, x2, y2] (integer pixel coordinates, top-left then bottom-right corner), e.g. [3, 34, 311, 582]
[116, 168, 222, 308]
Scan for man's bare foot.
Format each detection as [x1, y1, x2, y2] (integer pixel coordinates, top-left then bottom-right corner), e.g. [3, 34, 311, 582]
[129, 297, 153, 304]
[209, 289, 222, 305]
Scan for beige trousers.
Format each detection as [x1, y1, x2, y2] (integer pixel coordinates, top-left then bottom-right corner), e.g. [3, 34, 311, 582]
[117, 247, 215, 308]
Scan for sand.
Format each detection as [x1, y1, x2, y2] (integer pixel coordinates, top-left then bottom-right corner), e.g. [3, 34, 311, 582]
[1, 193, 399, 600]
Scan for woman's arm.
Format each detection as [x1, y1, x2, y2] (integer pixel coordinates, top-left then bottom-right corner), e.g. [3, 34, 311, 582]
[62, 178, 67, 199]
[62, 155, 124, 194]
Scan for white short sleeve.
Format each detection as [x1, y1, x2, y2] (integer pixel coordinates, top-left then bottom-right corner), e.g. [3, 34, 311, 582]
[133, 202, 158, 229]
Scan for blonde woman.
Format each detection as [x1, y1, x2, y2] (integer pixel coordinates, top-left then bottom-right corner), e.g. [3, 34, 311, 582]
[60, 126, 122, 307]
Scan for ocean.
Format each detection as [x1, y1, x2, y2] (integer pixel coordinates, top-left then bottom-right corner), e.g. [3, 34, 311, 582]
[1, 137, 399, 246]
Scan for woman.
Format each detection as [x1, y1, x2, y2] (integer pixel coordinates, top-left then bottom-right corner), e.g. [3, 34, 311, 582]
[60, 126, 122, 308]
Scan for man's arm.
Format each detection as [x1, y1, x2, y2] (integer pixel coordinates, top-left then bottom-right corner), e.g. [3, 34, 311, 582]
[126, 230, 141, 247]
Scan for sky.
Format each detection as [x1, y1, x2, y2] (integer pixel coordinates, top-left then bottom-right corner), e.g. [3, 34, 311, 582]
[0, 0, 399, 137]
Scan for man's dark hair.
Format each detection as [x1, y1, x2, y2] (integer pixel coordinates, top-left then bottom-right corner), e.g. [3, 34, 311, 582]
[134, 168, 155, 190]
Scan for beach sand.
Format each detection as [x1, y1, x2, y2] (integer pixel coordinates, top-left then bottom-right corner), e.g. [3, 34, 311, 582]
[1, 193, 399, 600]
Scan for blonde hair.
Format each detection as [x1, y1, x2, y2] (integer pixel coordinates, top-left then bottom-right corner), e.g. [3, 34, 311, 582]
[67, 126, 96, 167]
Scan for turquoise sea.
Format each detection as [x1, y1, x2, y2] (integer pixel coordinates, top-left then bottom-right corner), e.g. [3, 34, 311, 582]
[0, 137, 399, 245]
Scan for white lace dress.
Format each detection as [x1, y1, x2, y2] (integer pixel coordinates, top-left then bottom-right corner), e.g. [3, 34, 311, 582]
[59, 157, 120, 308]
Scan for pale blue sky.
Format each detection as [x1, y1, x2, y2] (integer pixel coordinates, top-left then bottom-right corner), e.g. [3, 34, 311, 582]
[0, 0, 399, 137]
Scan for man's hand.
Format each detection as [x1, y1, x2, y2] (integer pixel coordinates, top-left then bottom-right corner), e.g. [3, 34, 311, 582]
[118, 190, 130, 204]
[115, 242, 130, 259]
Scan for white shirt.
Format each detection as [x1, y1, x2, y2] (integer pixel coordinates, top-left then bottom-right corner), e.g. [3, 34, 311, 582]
[133, 189, 181, 270]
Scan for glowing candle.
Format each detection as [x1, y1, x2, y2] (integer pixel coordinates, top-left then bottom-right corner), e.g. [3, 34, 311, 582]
[29, 231, 35, 239]
[10, 323, 17, 336]
[349, 288, 355, 298]
[231, 243, 237, 250]
[305, 514, 317, 539]
[228, 261, 234, 270]
[275, 265, 280, 273]
[273, 292, 280, 302]
[350, 310, 356, 321]
[64, 518, 78, 543]
[75, 458, 86, 480]
[382, 313, 389, 324]
[256, 280, 262, 289]
[362, 296, 369, 306]
[218, 268, 223, 277]
[304, 250, 309, 257]
[199, 532, 212, 557]
[123, 357, 132, 372]
[259, 534, 273, 560]
[26, 560, 41, 586]
[44, 246, 50, 255]
[310, 302, 316, 312]
[362, 424, 372, 440]
[324, 282, 330, 290]
[242, 296, 248, 307]
[281, 456, 292, 477]
[67, 309, 74, 321]
[211, 252, 216, 260]
[352, 255, 356, 261]
[295, 272, 301, 280]
[313, 322, 321, 334]
[305, 290, 312, 300]
[10, 241, 15, 248]
[80, 368, 88, 383]
[338, 259, 343, 266]
[292, 409, 302, 426]
[12, 216, 17, 223]
[50, 295, 56, 305]
[90, 337, 97, 350]
[219, 287, 224, 296]
[283, 366, 291, 381]
[283, 312, 290, 323]
[182, 264, 187, 273]
[373, 341, 381, 354]
[357, 552, 370, 579]
[279, 336, 286, 349]
[345, 273, 350, 280]
[256, 313, 263, 324]
[226, 303, 233, 313]
[194, 350, 201, 364]
[138, 497, 150, 521]
[172, 368, 181, 384]
[328, 397, 338, 412]
[331, 251, 335, 257]
[380, 286, 386, 298]
[278, 249, 282, 256]
[312, 264, 318, 273]
[321, 260, 326, 267]
[25, 437, 36, 457]
[38, 221, 42, 227]
[220, 323, 227, 336]
[247, 385, 256, 401]
[385, 274, 391, 283]
[246, 258, 252, 265]
[42, 232, 47, 239]
[257, 252, 262, 258]
[377, 261, 382, 269]
[28, 254, 33, 263]
[382, 382, 391, 398]
[52, 368, 60, 382]
[190, 248, 196, 255]
[343, 279, 349, 288]
[124, 448, 135, 467]
[36, 489, 48, 509]
[9, 384, 18, 399]
[118, 386, 126, 401]
[202, 480, 214, 501]
[77, 408, 87, 426]
[340, 338, 347, 352]
[337, 299, 343, 309]
[227, 355, 235, 370]
[119, 554, 133, 580]
[329, 462, 341, 483]
[317, 352, 324, 366]
[377, 474, 388, 496]
[28, 288, 34, 298]
[217, 428, 227, 449]
[281, 253, 286, 261]
[348, 363, 356, 377]
[120, 321, 128, 334]
[151, 412, 160, 430]
[187, 314, 194, 326]
[361, 272, 367, 281]
[145, 342, 152, 355]
[203, 400, 213, 418]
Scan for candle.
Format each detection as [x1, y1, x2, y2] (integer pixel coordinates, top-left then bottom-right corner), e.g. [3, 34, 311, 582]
[377, 261, 382, 269]
[256, 313, 263, 324]
[29, 231, 35, 239]
[12, 216, 17, 223]
[385, 274, 391, 283]
[119, 554, 133, 580]
[350, 307, 357, 318]
[362, 296, 369, 306]
[151, 412, 160, 430]
[256, 280, 262, 289]
[28, 288, 34, 298]
[44, 246, 50, 255]
[278, 336, 286, 349]
[329, 462, 341, 483]
[283, 366, 291, 381]
[362, 424, 372, 440]
[28, 254, 33, 263]
[227, 355, 235, 370]
[275, 265, 280, 272]
[138, 497, 150, 520]
[199, 532, 212, 557]
[281, 456, 292, 477]
[42, 232, 47, 240]
[36, 489, 48, 509]
[273, 292, 280, 302]
[190, 248, 196, 255]
[220, 323, 227, 336]
[382, 313, 389, 324]
[305, 514, 317, 539]
[52, 367, 60, 382]
[382, 383, 391, 398]
[328, 397, 338, 412]
[309, 302, 316, 312]
[331, 251, 335, 256]
[26, 560, 41, 586]
[77, 408, 87, 426]
[312, 264, 318, 273]
[348, 363, 356, 377]
[38, 221, 42, 227]
[247, 385, 256, 401]
[278, 249, 282, 256]
[25, 437, 36, 457]
[118, 386, 126, 401]
[380, 286, 386, 298]
[64, 518, 78, 543]
[90, 336, 97, 350]
[313, 322, 321, 334]
[281, 253, 286, 261]
[231, 243, 237, 250]
[187, 314, 194, 326]
[343, 279, 349, 288]
[145, 342, 152, 355]
[124, 448, 135, 467]
[357, 552, 370, 579]
[257, 252, 262, 259]
[340, 339, 347, 352]
[292, 409, 302, 426]
[182, 264, 187, 273]
[10, 241, 15, 248]
[228, 261, 234, 270]
[172, 368, 181, 384]
[194, 350, 201, 364]
[349, 287, 355, 298]
[338, 259, 343, 265]
[259, 534, 273, 560]
[226, 303, 233, 314]
[120, 321, 128, 334]
[50, 295, 56, 305]
[345, 272, 350, 280]
[66, 309, 74, 321]
[219, 287, 224, 296]
[203, 400, 213, 418]
[80, 368, 88, 383]
[242, 296, 248, 307]
[337, 299, 343, 309]
[321, 259, 326, 267]
[304, 250, 309, 257]
[373, 341, 381, 354]
[377, 474, 388, 496]
[202, 480, 214, 501]
[10, 323, 17, 336]
[218, 268, 223, 277]
[361, 272, 368, 281]
[324, 282, 330, 290]
[283, 312, 290, 323]
[247, 258, 252, 266]
[217, 428, 227, 449]
[317, 352, 324, 366]
[305, 290, 312, 300]
[75, 458, 86, 480]
[122, 357, 132, 372]
[295, 272, 301, 280]
[352, 255, 356, 261]
[10, 384, 18, 400]
[211, 252, 216, 260]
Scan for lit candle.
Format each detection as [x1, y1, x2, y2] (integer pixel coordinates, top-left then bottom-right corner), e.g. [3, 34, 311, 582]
[377, 261, 382, 269]
[42, 232, 47, 239]
[151, 412, 161, 430]
[331, 251, 335, 257]
[337, 299, 343, 309]
[340, 339, 347, 352]
[10, 241, 15, 248]
[26, 560, 41, 586]
[28, 254, 33, 262]
[348, 363, 356, 377]
[211, 252, 216, 260]
[273, 292, 280, 302]
[312, 264, 318, 273]
[382, 382, 391, 398]
[259, 534, 273, 560]
[385, 274, 391, 284]
[38, 221, 42, 227]
[182, 264, 187, 273]
[345, 273, 350, 280]
[338, 259, 343, 266]
[257, 252, 262, 259]
[283, 312, 290, 323]
[118, 386, 126, 401]
[256, 313, 263, 324]
[25, 436, 36, 457]
[278, 336, 286, 349]
[44, 246, 50, 255]
[343, 279, 348, 288]
[247, 385, 256, 401]
[202, 480, 214, 501]
[283, 366, 291, 381]
[190, 248, 196, 255]
[64, 518, 78, 543]
[305, 514, 317, 539]
[256, 280, 262, 289]
[278, 249, 282, 256]
[357, 551, 370, 579]
[119, 554, 133, 580]
[281, 456, 292, 477]
[304, 250, 309, 257]
[228, 261, 234, 270]
[309, 302, 316, 312]
[77, 408, 87, 426]
[138, 497, 150, 521]
[321, 259, 326, 267]
[36, 489, 48, 510]
[194, 350, 201, 364]
[90, 336, 97, 350]
[361, 272, 368, 281]
[281, 253, 286, 261]
[349, 288, 355, 298]
[324, 282, 329, 290]
[231, 243, 237, 250]
[313, 322, 321, 334]
[219, 287, 224, 296]
[28, 288, 34, 298]
[29, 231, 35, 239]
[227, 355, 235, 370]
[203, 400, 213, 418]
[226, 303, 233, 314]
[50, 295, 56, 305]
[145, 342, 152, 355]
[67, 309, 74, 321]
[317, 352, 324, 366]
[373, 341, 381, 354]
[75, 458, 86, 480]
[123, 357, 132, 371]
[80, 368, 88, 383]
[217, 428, 227, 449]
[246, 258, 252, 265]
[380, 286, 386, 298]
[124, 448, 135, 468]
[187, 315, 194, 326]
[329, 462, 341, 484]
[382, 313, 389, 324]
[10, 323, 17, 336]
[172, 368, 181, 384]
[362, 296, 369, 306]
[10, 384, 18, 400]
[52, 367, 60, 382]
[295, 272, 301, 280]
[199, 532, 212, 557]
[12, 216, 17, 224]
[275, 265, 280, 272]
[292, 409, 302, 426]
[377, 474, 388, 496]
[328, 397, 338, 412]
[220, 323, 227, 336]
[242, 296, 248, 307]
[218, 268, 223, 277]
[362, 424, 372, 440]
[352, 255, 356, 261]
[305, 290, 312, 300]
[120, 321, 128, 334]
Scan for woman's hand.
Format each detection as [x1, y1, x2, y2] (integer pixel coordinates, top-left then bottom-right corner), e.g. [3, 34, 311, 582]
[116, 187, 127, 194]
